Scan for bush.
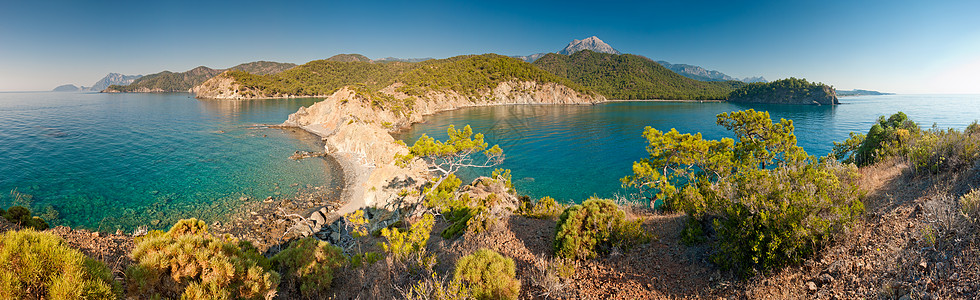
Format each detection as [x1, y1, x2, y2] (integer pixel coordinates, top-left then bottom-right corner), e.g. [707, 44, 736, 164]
[272, 237, 348, 298]
[908, 124, 980, 174]
[126, 218, 279, 299]
[382, 214, 434, 261]
[553, 198, 651, 260]
[521, 196, 563, 220]
[0, 229, 120, 299]
[961, 189, 980, 224]
[2, 205, 49, 230]
[834, 112, 920, 166]
[454, 249, 520, 300]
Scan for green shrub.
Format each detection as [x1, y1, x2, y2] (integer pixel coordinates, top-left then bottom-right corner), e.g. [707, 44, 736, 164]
[835, 112, 920, 166]
[1, 205, 49, 230]
[272, 237, 348, 298]
[424, 174, 463, 210]
[522, 196, 563, 220]
[0, 229, 120, 299]
[350, 251, 384, 267]
[126, 218, 279, 299]
[908, 124, 980, 174]
[553, 198, 651, 260]
[454, 249, 520, 300]
[961, 189, 980, 224]
[382, 214, 434, 261]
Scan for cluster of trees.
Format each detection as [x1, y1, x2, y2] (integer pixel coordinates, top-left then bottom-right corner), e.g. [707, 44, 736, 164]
[727, 77, 836, 104]
[108, 67, 222, 92]
[228, 60, 415, 97]
[532, 50, 743, 100]
[395, 54, 591, 98]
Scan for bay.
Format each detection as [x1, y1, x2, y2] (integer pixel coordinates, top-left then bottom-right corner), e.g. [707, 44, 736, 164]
[0, 92, 340, 231]
[393, 95, 980, 203]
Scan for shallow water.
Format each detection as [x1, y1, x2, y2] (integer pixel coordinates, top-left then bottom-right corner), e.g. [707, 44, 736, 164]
[0, 92, 341, 231]
[393, 95, 980, 203]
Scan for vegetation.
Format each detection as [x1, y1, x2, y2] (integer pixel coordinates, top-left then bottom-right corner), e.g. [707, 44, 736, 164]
[553, 198, 650, 260]
[397, 125, 504, 207]
[271, 237, 348, 298]
[454, 249, 520, 300]
[1, 205, 49, 230]
[227, 61, 297, 75]
[961, 188, 980, 224]
[381, 214, 435, 261]
[533, 50, 742, 100]
[833, 112, 921, 166]
[126, 218, 279, 299]
[623, 109, 864, 276]
[519, 196, 564, 220]
[0, 229, 120, 299]
[727, 77, 837, 105]
[908, 120, 980, 174]
[396, 54, 590, 99]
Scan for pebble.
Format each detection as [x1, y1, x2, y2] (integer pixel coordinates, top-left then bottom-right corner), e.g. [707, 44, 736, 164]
[807, 281, 818, 292]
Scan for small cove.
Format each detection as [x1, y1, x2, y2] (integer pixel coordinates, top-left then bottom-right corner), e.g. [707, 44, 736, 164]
[393, 94, 980, 203]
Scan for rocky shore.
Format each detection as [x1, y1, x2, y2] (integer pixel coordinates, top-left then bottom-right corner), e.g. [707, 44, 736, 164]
[232, 80, 607, 238]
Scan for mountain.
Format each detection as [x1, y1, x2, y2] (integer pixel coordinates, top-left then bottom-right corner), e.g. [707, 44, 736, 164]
[728, 77, 838, 105]
[325, 54, 372, 63]
[836, 89, 893, 96]
[52, 84, 84, 92]
[227, 61, 296, 75]
[512, 53, 550, 63]
[104, 61, 294, 93]
[89, 73, 142, 91]
[558, 36, 620, 55]
[532, 50, 743, 100]
[374, 57, 434, 63]
[656, 61, 767, 83]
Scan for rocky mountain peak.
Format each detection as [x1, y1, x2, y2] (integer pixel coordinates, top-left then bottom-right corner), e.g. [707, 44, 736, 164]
[558, 36, 621, 55]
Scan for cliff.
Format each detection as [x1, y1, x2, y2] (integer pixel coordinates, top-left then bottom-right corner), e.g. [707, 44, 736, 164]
[727, 77, 839, 105]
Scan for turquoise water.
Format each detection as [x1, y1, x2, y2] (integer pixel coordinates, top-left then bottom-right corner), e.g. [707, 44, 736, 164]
[394, 95, 980, 203]
[0, 92, 341, 231]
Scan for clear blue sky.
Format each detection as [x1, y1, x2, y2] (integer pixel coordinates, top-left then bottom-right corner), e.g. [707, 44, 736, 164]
[2, 0, 979, 93]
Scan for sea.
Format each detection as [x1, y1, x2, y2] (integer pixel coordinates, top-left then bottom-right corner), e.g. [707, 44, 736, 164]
[2, 92, 977, 231]
[393, 95, 980, 203]
[0, 92, 342, 231]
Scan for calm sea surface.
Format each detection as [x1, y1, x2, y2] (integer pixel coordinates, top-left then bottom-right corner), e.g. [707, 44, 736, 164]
[393, 95, 980, 203]
[0, 92, 341, 231]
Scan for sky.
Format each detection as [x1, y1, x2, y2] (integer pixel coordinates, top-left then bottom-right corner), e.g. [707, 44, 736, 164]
[2, 0, 979, 93]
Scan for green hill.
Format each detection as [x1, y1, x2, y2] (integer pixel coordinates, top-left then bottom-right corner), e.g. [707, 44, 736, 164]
[325, 54, 373, 63]
[226, 54, 589, 99]
[532, 50, 743, 100]
[106, 61, 295, 93]
[728, 77, 838, 105]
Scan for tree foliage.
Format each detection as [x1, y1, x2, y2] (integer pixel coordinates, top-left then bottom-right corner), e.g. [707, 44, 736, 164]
[397, 125, 504, 206]
[271, 237, 348, 298]
[727, 77, 836, 104]
[623, 109, 864, 276]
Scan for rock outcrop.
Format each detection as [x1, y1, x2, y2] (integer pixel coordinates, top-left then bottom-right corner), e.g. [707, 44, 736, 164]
[558, 36, 620, 55]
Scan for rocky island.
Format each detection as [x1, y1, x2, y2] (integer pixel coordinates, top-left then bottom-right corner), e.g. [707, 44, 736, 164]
[727, 77, 839, 105]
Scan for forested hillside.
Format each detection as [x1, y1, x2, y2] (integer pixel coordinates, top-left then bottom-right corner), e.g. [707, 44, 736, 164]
[533, 50, 744, 100]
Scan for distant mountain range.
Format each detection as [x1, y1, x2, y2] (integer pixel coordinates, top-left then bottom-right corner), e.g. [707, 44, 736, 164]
[90, 73, 142, 91]
[52, 84, 86, 92]
[513, 36, 620, 63]
[836, 89, 893, 96]
[104, 61, 295, 93]
[656, 61, 766, 83]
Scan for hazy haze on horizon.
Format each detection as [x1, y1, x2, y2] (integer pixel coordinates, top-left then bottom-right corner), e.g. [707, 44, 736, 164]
[1, 0, 978, 94]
